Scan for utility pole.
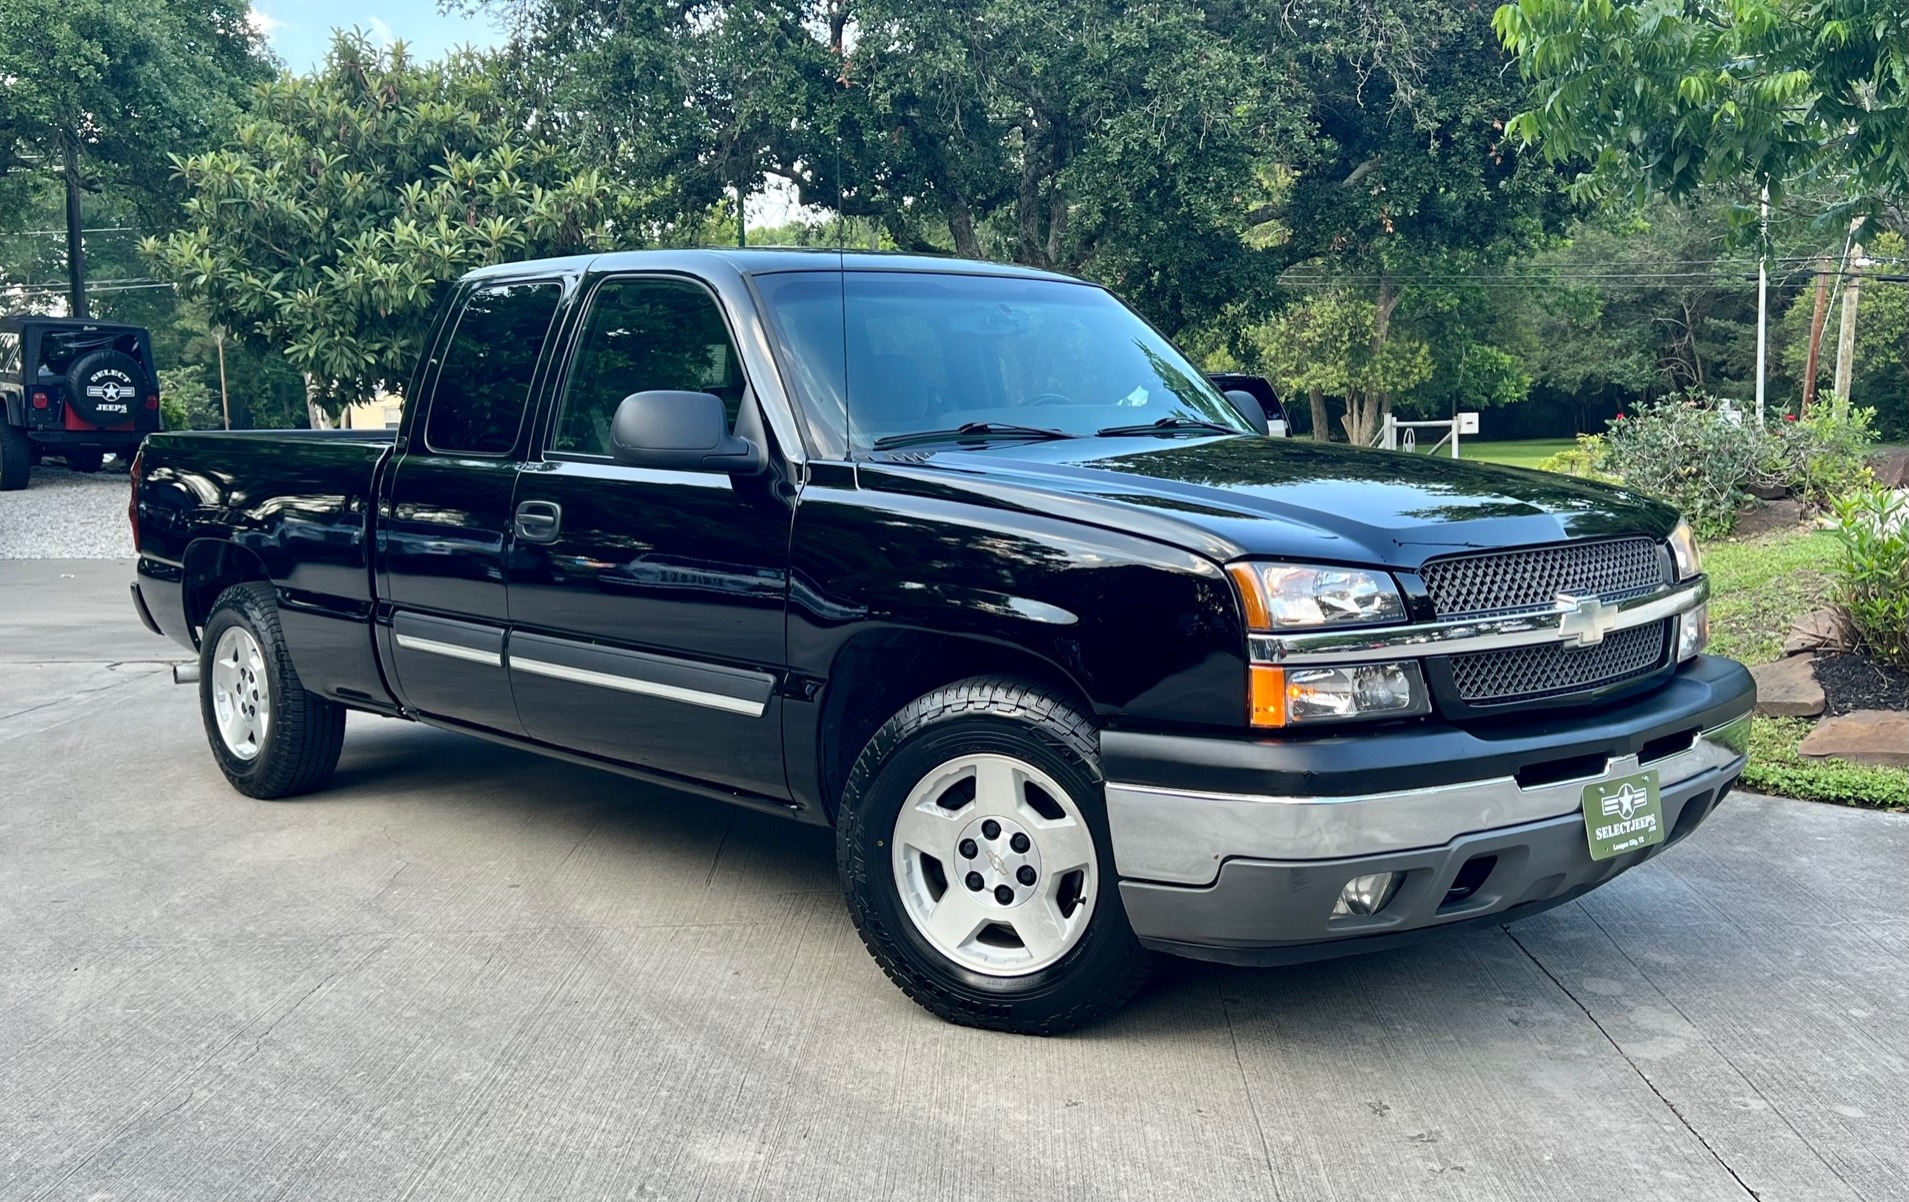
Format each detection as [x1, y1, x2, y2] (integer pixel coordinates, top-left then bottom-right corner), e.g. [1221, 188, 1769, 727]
[1801, 258, 1832, 414]
[1832, 239, 1865, 416]
[737, 186, 747, 248]
[216, 331, 231, 430]
[62, 137, 88, 319]
[1753, 185, 1768, 423]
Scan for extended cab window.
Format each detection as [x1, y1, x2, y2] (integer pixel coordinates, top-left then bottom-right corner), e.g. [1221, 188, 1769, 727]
[550, 278, 745, 458]
[423, 282, 560, 455]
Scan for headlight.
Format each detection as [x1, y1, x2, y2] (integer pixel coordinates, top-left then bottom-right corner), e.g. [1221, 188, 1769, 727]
[1668, 520, 1702, 581]
[1249, 661, 1431, 728]
[1228, 562, 1407, 630]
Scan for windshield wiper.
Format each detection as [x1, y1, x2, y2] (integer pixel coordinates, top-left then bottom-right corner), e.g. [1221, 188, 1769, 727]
[872, 422, 1080, 451]
[1095, 416, 1241, 438]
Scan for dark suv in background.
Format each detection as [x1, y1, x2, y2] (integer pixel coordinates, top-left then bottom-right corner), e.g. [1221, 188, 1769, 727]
[0, 315, 163, 490]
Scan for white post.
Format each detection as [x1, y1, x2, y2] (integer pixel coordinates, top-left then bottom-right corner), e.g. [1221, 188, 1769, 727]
[1754, 185, 1769, 424]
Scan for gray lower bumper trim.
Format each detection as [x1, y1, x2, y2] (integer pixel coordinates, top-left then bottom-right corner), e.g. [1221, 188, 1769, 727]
[1119, 757, 1742, 959]
[1106, 712, 1751, 886]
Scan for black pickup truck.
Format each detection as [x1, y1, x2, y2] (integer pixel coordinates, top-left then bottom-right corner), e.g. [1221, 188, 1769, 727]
[131, 250, 1754, 1033]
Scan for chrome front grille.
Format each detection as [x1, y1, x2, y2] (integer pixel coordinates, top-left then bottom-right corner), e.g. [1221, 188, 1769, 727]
[1447, 619, 1671, 705]
[1420, 537, 1668, 618]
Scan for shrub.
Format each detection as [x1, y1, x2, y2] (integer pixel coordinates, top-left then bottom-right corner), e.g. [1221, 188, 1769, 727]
[1755, 407, 1878, 509]
[1829, 486, 1909, 669]
[1592, 395, 1878, 536]
[1597, 394, 1765, 537]
[1534, 434, 1618, 481]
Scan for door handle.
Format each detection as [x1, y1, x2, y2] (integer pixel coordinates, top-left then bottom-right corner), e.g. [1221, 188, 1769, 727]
[514, 500, 562, 543]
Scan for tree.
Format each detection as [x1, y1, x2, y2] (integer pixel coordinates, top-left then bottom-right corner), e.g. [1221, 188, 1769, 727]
[1251, 291, 1433, 445]
[145, 34, 645, 418]
[0, 0, 269, 314]
[1493, 0, 1907, 230]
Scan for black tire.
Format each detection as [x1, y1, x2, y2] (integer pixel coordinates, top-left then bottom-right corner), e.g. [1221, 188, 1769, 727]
[63, 448, 103, 473]
[64, 348, 148, 428]
[837, 677, 1155, 1034]
[198, 583, 346, 799]
[0, 422, 28, 491]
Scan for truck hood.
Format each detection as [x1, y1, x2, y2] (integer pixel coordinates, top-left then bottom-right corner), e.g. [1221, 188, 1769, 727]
[859, 434, 1679, 568]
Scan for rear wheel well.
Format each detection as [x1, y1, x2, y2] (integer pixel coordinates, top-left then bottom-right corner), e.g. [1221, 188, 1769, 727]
[816, 630, 1095, 821]
[182, 540, 272, 644]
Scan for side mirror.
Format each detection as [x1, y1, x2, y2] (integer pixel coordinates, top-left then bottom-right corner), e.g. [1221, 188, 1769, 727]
[610, 390, 764, 475]
[1223, 389, 1271, 437]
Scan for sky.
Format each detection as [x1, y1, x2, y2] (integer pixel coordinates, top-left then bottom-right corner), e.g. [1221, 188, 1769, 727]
[250, 1, 508, 72]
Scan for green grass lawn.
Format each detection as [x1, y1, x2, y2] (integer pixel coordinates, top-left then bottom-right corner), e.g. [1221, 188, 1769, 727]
[1458, 438, 1579, 469]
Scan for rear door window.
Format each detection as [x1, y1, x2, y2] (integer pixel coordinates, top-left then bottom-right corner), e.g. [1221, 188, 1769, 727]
[0, 332, 18, 379]
[423, 282, 562, 456]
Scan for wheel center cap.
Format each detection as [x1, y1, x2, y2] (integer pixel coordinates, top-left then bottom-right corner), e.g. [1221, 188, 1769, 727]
[955, 814, 1041, 908]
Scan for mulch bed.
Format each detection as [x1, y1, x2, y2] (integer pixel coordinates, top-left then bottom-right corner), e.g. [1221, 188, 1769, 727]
[1813, 652, 1909, 716]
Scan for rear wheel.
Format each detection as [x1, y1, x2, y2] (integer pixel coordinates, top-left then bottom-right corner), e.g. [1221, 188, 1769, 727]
[199, 583, 346, 799]
[837, 677, 1154, 1033]
[0, 423, 28, 491]
[63, 449, 103, 473]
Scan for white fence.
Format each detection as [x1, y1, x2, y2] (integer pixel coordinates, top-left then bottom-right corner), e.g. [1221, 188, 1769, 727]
[1373, 412, 1479, 458]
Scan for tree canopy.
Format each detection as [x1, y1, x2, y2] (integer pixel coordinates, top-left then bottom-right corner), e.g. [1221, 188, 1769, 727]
[144, 34, 643, 412]
[1493, 0, 1906, 229]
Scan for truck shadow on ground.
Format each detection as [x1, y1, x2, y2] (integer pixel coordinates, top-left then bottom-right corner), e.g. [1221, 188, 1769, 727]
[313, 714, 1526, 1039]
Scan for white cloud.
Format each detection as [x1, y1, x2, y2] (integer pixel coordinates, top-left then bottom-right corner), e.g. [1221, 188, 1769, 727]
[365, 16, 394, 46]
[247, 7, 285, 37]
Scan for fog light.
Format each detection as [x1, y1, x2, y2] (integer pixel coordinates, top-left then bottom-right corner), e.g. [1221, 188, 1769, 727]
[1677, 604, 1709, 661]
[1286, 661, 1431, 724]
[1332, 871, 1402, 917]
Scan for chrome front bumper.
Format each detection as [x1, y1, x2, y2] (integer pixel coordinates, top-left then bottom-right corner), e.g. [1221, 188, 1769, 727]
[1100, 655, 1756, 965]
[1107, 712, 1752, 886]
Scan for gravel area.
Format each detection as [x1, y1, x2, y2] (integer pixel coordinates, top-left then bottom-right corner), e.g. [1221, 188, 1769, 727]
[0, 459, 136, 559]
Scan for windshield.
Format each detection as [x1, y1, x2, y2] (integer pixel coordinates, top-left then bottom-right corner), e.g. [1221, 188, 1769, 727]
[754, 270, 1251, 455]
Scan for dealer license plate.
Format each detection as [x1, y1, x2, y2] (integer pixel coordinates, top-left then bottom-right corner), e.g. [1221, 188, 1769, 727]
[1582, 770, 1665, 861]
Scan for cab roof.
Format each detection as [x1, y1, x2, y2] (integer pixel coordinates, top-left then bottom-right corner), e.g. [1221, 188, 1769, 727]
[462, 247, 1084, 286]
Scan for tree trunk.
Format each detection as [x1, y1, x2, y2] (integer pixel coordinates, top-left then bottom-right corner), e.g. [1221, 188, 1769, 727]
[1017, 124, 1045, 267]
[63, 136, 88, 319]
[304, 374, 332, 430]
[946, 193, 981, 260]
[1309, 386, 1329, 443]
[1801, 258, 1832, 414]
[1832, 242, 1864, 417]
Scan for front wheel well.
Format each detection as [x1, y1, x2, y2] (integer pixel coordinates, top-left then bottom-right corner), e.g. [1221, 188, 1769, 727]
[181, 540, 272, 644]
[815, 630, 1095, 821]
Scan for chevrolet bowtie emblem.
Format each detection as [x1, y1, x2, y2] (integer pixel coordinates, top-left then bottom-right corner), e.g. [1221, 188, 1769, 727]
[1555, 592, 1617, 649]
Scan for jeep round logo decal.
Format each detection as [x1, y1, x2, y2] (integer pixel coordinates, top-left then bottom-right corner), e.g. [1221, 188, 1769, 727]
[85, 369, 135, 415]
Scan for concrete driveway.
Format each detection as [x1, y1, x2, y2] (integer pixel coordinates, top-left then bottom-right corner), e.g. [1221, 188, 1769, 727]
[4, 559, 1905, 1202]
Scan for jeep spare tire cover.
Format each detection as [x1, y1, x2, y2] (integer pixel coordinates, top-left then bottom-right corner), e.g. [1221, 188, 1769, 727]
[65, 350, 148, 427]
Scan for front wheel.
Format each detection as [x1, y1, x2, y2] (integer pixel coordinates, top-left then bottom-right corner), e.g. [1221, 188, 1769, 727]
[837, 678, 1154, 1033]
[199, 583, 346, 799]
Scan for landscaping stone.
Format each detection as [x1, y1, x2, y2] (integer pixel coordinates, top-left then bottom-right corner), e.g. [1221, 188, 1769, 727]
[1868, 447, 1909, 490]
[1746, 480, 1790, 500]
[1785, 606, 1855, 655]
[1733, 497, 1804, 538]
[1750, 654, 1826, 717]
[1797, 709, 1909, 768]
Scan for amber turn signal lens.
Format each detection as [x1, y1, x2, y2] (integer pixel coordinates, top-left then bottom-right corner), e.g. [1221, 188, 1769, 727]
[1227, 562, 1272, 631]
[1249, 665, 1286, 728]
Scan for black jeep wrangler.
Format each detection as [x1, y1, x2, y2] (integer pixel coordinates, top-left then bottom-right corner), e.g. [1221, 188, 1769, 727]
[0, 315, 163, 490]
